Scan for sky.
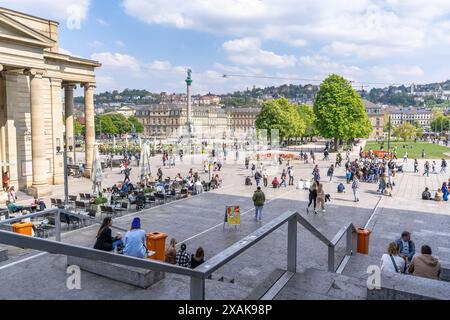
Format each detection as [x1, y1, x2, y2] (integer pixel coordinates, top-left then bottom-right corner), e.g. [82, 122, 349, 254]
[2, 0, 450, 95]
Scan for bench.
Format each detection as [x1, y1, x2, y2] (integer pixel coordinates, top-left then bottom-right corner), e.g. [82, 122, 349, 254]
[0, 249, 8, 262]
[67, 256, 165, 289]
[367, 272, 450, 300]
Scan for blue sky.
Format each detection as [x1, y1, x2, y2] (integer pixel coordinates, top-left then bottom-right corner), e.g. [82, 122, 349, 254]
[3, 0, 450, 94]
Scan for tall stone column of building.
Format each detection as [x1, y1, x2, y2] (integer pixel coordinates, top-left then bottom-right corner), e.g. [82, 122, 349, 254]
[27, 69, 50, 196]
[64, 84, 76, 163]
[185, 69, 193, 134]
[51, 79, 64, 185]
[83, 83, 96, 178]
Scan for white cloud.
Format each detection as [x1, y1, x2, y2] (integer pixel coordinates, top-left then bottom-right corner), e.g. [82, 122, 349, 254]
[222, 38, 297, 68]
[91, 52, 141, 73]
[121, 0, 450, 59]
[115, 40, 126, 47]
[0, 0, 90, 21]
[96, 18, 110, 27]
[88, 40, 104, 49]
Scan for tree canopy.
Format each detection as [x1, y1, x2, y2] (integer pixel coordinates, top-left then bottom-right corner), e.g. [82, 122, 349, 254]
[255, 98, 306, 141]
[430, 115, 450, 133]
[95, 114, 144, 135]
[296, 104, 317, 138]
[394, 123, 417, 141]
[313, 74, 372, 147]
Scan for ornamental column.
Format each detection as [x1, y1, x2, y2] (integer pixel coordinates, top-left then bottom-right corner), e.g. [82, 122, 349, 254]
[64, 84, 76, 163]
[83, 83, 96, 178]
[27, 69, 50, 197]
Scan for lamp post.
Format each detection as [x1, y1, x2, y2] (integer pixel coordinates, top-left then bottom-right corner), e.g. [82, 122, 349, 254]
[387, 115, 392, 156]
[56, 139, 69, 208]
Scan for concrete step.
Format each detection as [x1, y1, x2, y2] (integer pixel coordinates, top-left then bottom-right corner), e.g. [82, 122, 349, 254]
[341, 253, 381, 280]
[274, 268, 367, 300]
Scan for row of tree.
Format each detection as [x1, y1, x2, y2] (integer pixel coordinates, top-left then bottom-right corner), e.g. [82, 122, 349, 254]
[256, 74, 372, 149]
[95, 114, 145, 135]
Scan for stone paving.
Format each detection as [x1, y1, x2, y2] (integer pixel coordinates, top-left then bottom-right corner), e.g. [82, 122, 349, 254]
[0, 141, 449, 300]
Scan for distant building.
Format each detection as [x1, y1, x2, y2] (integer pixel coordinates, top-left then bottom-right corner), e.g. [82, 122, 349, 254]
[116, 105, 136, 117]
[135, 104, 261, 139]
[387, 106, 432, 128]
[198, 94, 221, 106]
[363, 100, 386, 140]
[226, 107, 260, 133]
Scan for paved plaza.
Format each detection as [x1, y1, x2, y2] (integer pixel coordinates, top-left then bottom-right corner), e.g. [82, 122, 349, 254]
[1, 141, 450, 299]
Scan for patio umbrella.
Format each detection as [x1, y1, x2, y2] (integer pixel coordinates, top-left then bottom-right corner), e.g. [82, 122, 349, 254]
[91, 143, 103, 197]
[139, 140, 151, 186]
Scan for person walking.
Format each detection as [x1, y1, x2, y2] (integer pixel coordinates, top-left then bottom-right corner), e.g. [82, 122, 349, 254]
[280, 169, 288, 188]
[352, 173, 360, 202]
[403, 152, 408, 163]
[316, 183, 326, 212]
[306, 181, 318, 214]
[423, 161, 430, 177]
[440, 158, 447, 174]
[255, 170, 262, 187]
[414, 159, 419, 173]
[288, 166, 294, 186]
[252, 187, 266, 222]
[263, 169, 268, 188]
[327, 164, 334, 183]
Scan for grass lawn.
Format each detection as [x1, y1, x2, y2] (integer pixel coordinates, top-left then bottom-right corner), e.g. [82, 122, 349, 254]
[364, 140, 450, 159]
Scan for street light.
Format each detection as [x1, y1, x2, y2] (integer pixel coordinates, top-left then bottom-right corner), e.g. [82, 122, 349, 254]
[56, 138, 69, 208]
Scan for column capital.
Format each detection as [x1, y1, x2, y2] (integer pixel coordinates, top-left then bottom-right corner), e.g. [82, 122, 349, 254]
[63, 83, 77, 90]
[24, 68, 46, 78]
[82, 83, 96, 90]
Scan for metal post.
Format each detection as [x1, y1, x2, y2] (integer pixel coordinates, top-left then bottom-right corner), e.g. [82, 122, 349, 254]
[346, 227, 353, 256]
[190, 276, 205, 300]
[387, 115, 391, 155]
[328, 245, 335, 273]
[287, 217, 297, 273]
[55, 210, 61, 242]
[63, 146, 69, 208]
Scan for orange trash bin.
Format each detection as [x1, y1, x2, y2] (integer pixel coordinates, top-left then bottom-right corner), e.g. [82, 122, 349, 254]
[356, 228, 371, 255]
[146, 232, 168, 261]
[12, 222, 34, 236]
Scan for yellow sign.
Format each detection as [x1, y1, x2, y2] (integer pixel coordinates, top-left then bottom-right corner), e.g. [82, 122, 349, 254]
[225, 206, 241, 226]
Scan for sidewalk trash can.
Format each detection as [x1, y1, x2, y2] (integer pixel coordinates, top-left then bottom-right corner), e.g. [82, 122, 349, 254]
[356, 228, 371, 255]
[146, 232, 168, 261]
[12, 222, 34, 236]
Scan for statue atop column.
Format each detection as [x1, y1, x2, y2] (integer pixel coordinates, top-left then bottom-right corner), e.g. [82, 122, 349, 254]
[185, 68, 193, 135]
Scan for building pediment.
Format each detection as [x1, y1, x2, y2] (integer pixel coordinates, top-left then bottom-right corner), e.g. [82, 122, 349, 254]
[0, 12, 54, 48]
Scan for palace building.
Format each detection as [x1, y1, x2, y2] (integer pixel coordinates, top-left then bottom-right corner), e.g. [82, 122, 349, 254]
[0, 7, 100, 198]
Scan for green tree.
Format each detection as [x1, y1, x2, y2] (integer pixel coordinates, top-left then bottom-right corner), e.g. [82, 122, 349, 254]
[128, 116, 145, 133]
[430, 115, 450, 133]
[109, 114, 132, 134]
[74, 119, 84, 137]
[95, 115, 118, 135]
[394, 123, 417, 141]
[313, 74, 372, 149]
[296, 104, 317, 140]
[255, 98, 305, 141]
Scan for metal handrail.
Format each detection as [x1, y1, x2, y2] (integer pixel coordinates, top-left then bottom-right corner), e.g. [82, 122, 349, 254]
[0, 209, 357, 300]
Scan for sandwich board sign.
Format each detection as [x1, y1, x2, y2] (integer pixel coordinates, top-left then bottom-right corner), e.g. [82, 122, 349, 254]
[223, 206, 241, 230]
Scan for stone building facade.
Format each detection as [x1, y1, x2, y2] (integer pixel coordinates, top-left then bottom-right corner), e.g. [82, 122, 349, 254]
[363, 99, 386, 140]
[0, 7, 100, 198]
[135, 104, 260, 139]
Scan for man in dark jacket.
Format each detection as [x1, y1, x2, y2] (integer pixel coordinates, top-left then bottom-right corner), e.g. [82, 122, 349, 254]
[252, 187, 266, 222]
[395, 231, 416, 263]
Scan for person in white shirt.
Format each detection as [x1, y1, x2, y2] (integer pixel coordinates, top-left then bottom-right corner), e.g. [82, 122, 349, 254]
[7, 186, 17, 203]
[381, 242, 406, 274]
